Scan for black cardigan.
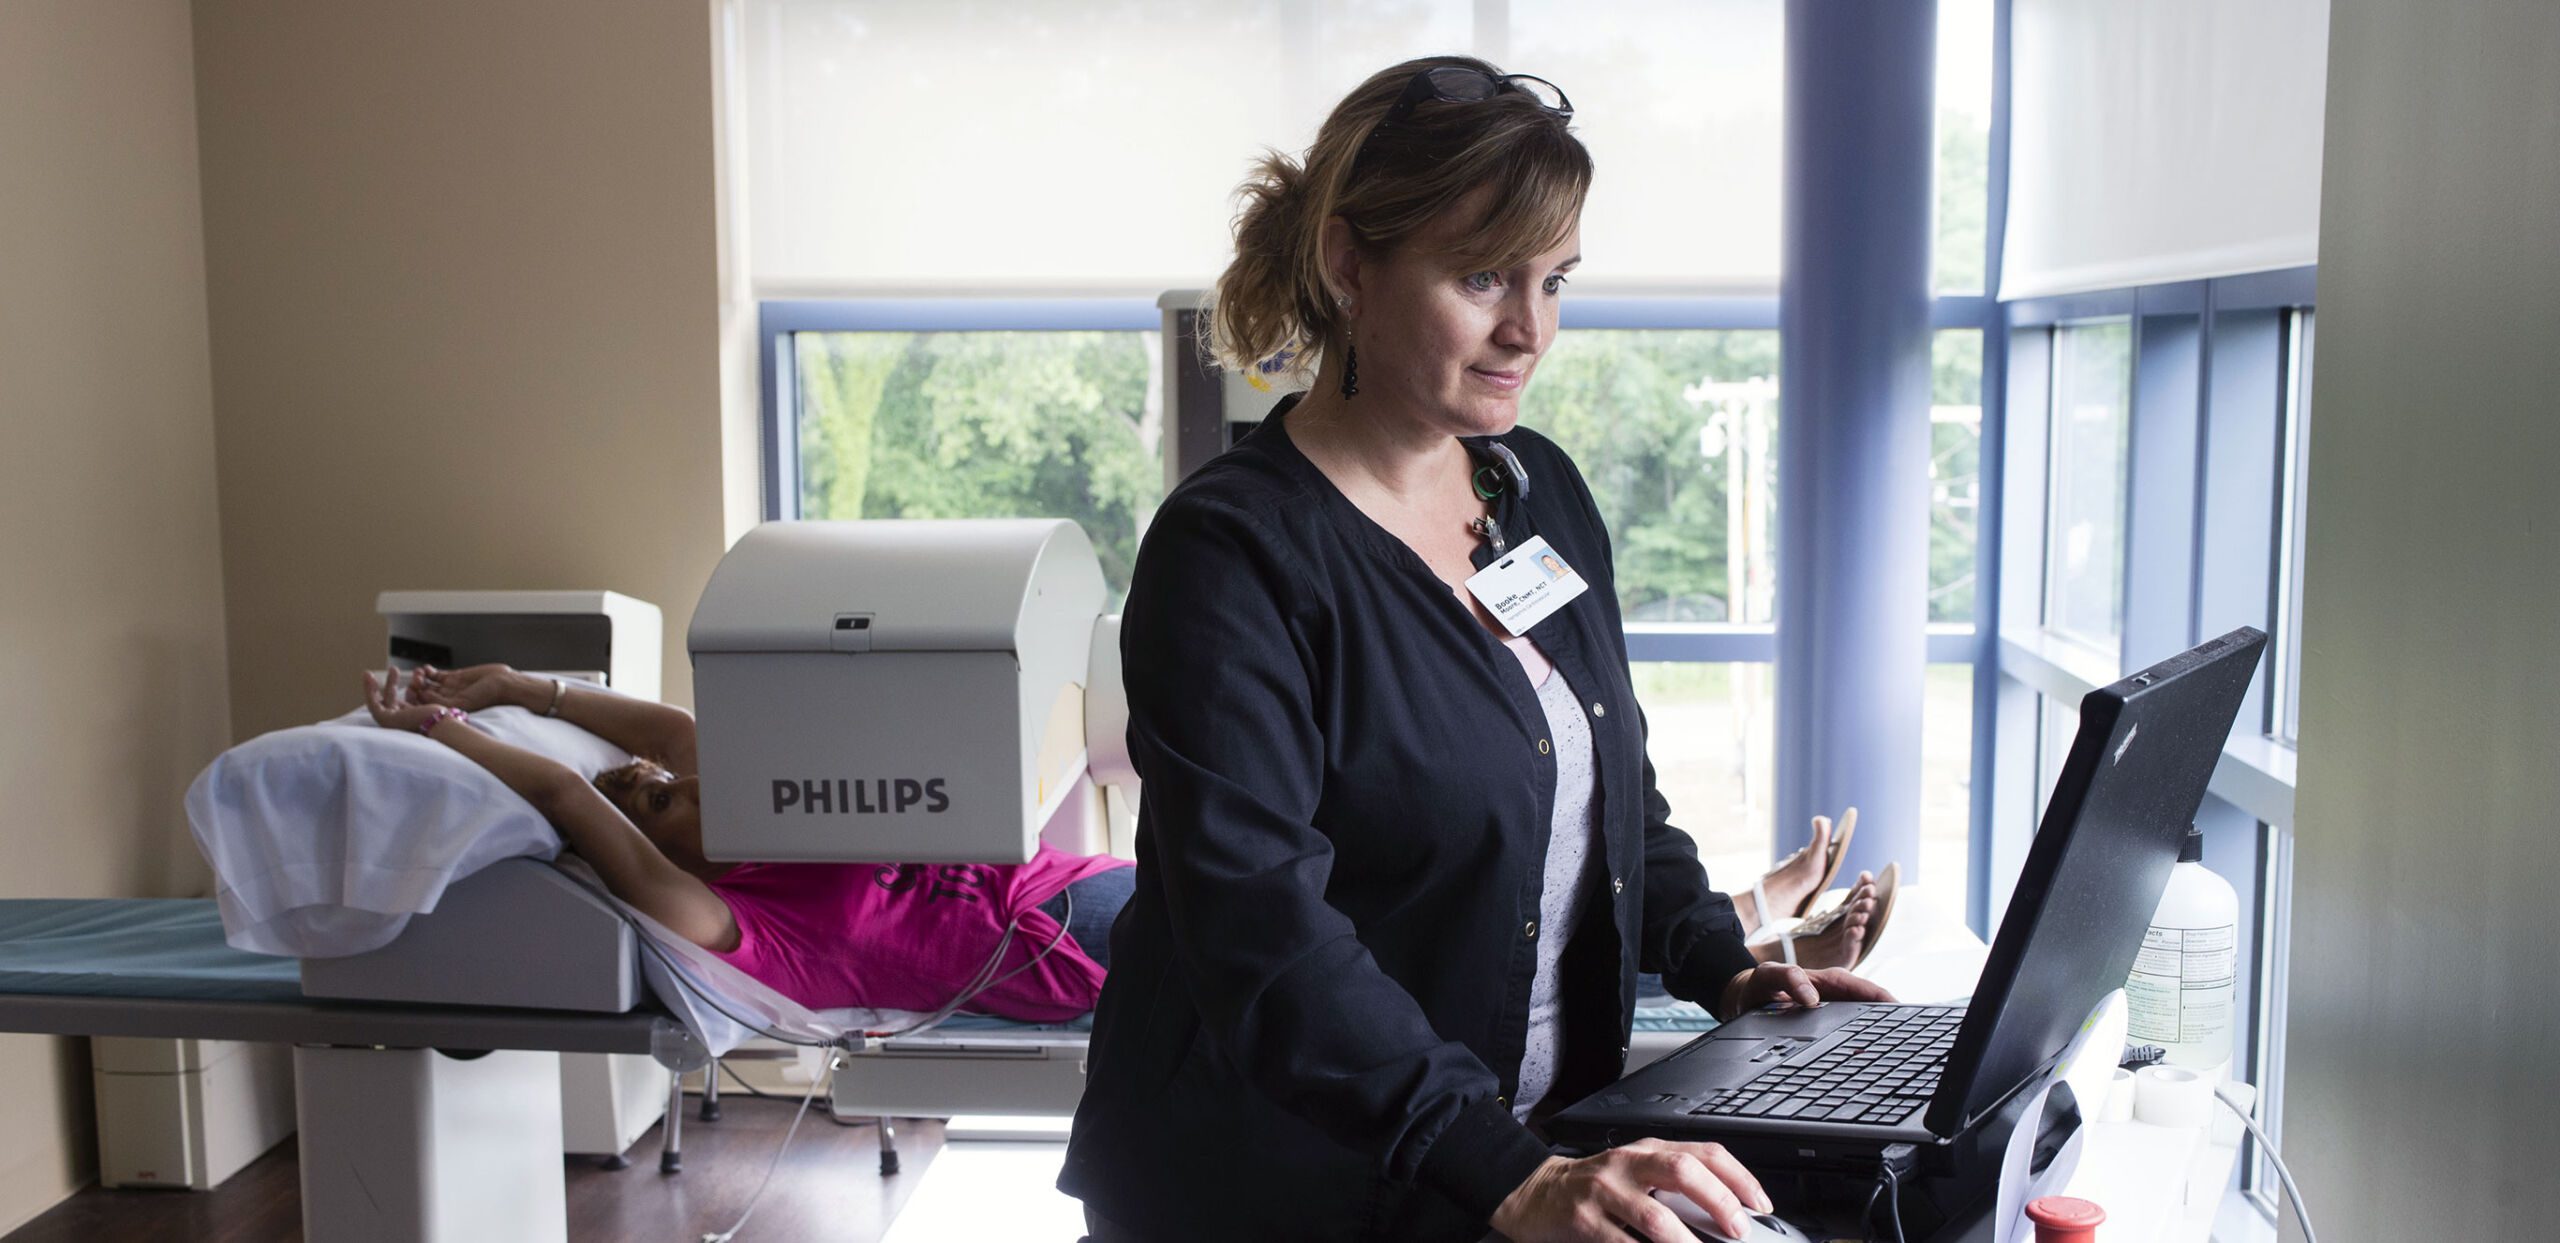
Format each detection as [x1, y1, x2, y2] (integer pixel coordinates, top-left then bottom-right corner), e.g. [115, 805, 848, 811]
[1059, 396, 1759, 1241]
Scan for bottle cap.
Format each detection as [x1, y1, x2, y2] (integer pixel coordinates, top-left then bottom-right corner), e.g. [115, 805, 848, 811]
[2178, 824, 2203, 863]
[2026, 1195, 2107, 1241]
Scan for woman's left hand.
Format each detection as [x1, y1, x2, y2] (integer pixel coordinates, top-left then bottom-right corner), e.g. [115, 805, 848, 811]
[409, 663, 538, 712]
[1719, 962, 1896, 1019]
[362, 671, 452, 733]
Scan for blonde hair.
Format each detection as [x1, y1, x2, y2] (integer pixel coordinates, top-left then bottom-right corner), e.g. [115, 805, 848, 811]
[1211, 55, 1592, 380]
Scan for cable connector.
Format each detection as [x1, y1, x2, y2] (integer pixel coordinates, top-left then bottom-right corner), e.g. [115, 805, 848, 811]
[1863, 1144, 1919, 1243]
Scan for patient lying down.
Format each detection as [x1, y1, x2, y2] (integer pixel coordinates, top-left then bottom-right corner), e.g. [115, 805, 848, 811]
[361, 659, 1889, 1020]
[362, 665, 1131, 1022]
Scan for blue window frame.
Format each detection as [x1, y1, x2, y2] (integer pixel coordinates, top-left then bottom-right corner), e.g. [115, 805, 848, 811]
[1994, 265, 2315, 1213]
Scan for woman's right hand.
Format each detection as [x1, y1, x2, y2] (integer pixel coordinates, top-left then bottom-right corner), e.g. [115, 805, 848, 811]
[363, 671, 450, 733]
[1489, 1141, 1772, 1242]
[410, 663, 538, 712]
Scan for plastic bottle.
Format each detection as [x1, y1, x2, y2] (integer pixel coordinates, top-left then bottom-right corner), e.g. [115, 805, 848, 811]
[2125, 825, 2239, 1074]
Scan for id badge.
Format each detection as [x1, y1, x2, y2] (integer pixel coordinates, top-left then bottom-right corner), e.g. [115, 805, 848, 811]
[1464, 535, 1589, 637]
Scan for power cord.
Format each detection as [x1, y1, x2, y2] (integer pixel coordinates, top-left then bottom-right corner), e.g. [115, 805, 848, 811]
[863, 887, 1076, 1039]
[698, 1049, 841, 1243]
[2216, 1084, 2318, 1243]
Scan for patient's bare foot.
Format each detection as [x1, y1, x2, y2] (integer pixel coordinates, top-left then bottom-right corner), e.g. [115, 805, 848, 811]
[1733, 816, 1836, 933]
[1749, 872, 1878, 971]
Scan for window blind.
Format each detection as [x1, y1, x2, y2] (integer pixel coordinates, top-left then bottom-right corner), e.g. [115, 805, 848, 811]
[2001, 0, 2329, 300]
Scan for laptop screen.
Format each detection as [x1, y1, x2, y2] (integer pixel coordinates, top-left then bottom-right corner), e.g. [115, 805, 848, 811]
[1925, 628, 2266, 1136]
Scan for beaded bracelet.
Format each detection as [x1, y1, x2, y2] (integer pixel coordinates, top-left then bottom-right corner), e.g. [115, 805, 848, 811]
[419, 707, 469, 735]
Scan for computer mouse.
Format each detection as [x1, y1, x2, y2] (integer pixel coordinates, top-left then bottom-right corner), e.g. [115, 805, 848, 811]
[1648, 1189, 1817, 1243]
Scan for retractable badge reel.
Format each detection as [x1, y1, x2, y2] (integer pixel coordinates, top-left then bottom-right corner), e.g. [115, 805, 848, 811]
[1460, 444, 1585, 636]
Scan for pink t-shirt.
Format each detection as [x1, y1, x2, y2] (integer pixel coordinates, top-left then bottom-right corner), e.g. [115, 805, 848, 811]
[705, 845, 1130, 1022]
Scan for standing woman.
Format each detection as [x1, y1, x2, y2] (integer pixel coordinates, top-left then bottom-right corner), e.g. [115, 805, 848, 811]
[1061, 57, 1888, 1243]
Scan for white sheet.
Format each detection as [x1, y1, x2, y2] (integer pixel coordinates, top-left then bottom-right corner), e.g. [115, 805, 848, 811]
[186, 694, 631, 958]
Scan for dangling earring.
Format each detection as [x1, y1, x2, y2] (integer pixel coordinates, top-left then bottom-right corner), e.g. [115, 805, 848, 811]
[1335, 293, 1359, 398]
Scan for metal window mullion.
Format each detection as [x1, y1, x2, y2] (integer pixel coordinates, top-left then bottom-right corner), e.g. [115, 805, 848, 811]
[760, 307, 800, 522]
[2113, 312, 2143, 662]
[1965, 0, 2014, 931]
[2187, 284, 2218, 651]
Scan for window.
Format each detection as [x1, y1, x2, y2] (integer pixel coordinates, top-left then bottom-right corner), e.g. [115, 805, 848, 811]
[1936, 0, 1995, 294]
[1921, 664, 1977, 888]
[2043, 320, 2132, 651]
[1932, 329, 1985, 623]
[790, 328, 1164, 605]
[1519, 329, 1780, 863]
[1997, 270, 2317, 1225]
[1633, 662, 1775, 883]
[1519, 330, 1779, 624]
[1518, 322, 1981, 884]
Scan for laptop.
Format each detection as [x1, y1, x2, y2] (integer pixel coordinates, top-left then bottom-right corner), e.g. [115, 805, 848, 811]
[1549, 626, 2267, 1171]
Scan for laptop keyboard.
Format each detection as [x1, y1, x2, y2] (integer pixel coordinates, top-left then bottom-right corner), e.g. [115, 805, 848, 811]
[1688, 1004, 1962, 1127]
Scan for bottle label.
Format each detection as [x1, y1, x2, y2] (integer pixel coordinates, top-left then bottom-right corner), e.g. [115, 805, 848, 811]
[2127, 924, 2237, 1043]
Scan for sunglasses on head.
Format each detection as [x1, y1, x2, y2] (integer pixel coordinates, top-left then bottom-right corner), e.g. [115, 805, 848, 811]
[1350, 66, 1574, 177]
[1387, 65, 1572, 125]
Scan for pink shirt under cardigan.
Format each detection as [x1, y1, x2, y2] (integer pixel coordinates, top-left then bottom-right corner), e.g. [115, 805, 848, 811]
[705, 845, 1129, 1022]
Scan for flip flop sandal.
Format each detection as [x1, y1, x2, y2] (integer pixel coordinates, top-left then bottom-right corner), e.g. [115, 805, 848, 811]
[1754, 861, 1899, 970]
[1795, 806, 1859, 919]
[1744, 913, 1806, 964]
[1853, 861, 1899, 971]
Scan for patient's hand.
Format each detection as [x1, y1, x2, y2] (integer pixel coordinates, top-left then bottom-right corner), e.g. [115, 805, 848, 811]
[363, 671, 453, 732]
[410, 663, 540, 712]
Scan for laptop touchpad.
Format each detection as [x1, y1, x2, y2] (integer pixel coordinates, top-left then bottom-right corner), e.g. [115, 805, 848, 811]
[1692, 1036, 1790, 1062]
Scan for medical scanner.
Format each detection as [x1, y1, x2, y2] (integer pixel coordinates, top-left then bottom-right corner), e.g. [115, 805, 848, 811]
[0, 520, 1717, 1243]
[687, 518, 1123, 865]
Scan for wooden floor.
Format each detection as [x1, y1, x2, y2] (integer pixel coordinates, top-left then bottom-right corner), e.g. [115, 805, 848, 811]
[3, 1099, 952, 1243]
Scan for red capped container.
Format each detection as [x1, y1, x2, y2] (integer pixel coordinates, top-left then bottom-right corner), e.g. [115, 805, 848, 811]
[2025, 1195, 2105, 1243]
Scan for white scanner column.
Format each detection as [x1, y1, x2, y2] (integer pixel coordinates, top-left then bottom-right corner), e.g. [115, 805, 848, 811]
[688, 520, 1107, 864]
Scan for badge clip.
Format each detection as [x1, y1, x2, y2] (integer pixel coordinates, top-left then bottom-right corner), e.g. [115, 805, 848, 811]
[1484, 442, 1532, 498]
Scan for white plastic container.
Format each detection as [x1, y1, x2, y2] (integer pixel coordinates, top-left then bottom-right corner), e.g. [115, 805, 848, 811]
[93, 1037, 295, 1188]
[2126, 825, 2239, 1074]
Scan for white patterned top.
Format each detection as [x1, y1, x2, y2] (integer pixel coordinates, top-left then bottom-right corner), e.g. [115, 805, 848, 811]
[1504, 636, 1601, 1123]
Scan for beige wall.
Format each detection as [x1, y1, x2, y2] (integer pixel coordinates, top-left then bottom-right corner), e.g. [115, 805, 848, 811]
[2287, 0, 2560, 1235]
[0, 0, 736, 1227]
[0, 1, 233, 1230]
[193, 0, 733, 735]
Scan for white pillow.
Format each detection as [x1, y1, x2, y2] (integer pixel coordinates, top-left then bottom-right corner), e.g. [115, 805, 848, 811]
[186, 700, 636, 958]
